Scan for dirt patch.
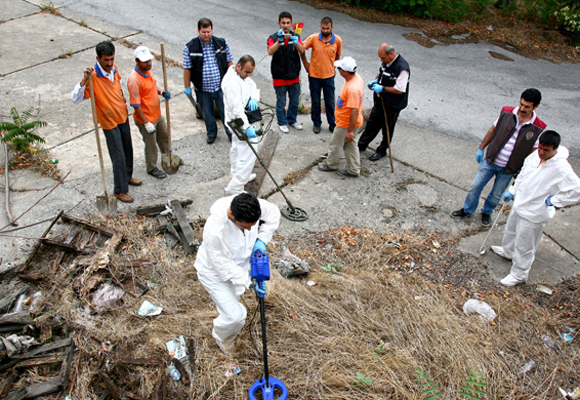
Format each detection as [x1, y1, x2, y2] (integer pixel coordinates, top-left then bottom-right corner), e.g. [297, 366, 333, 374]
[296, 0, 580, 63]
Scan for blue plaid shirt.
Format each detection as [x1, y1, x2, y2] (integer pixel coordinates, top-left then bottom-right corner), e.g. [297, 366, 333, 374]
[182, 39, 233, 92]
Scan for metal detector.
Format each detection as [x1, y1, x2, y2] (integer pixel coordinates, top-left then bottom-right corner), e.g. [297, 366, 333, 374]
[248, 252, 288, 400]
[227, 117, 308, 222]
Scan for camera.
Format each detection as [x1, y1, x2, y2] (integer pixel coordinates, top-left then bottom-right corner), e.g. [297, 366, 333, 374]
[283, 33, 292, 39]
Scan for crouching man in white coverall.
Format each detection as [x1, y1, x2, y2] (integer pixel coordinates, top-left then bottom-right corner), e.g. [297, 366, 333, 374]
[222, 55, 261, 195]
[194, 193, 281, 353]
[492, 130, 580, 286]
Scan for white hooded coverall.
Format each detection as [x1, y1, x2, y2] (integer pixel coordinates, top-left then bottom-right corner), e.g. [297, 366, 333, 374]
[194, 195, 281, 347]
[222, 65, 261, 195]
[501, 146, 580, 281]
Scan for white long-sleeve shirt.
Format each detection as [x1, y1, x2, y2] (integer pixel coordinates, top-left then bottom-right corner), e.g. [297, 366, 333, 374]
[194, 195, 280, 286]
[221, 66, 260, 130]
[508, 146, 580, 223]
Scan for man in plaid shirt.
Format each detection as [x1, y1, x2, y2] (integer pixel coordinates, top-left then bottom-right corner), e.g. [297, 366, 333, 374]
[183, 18, 233, 144]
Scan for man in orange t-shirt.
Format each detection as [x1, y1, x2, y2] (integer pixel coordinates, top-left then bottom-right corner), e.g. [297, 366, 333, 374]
[71, 41, 140, 203]
[128, 46, 178, 179]
[318, 56, 364, 177]
[302, 16, 342, 134]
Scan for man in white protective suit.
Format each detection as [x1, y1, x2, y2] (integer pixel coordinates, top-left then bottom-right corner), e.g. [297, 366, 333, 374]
[194, 193, 281, 353]
[492, 130, 580, 286]
[222, 55, 261, 195]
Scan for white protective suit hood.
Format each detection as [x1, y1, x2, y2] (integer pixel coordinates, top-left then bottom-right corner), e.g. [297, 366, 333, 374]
[509, 146, 580, 223]
[194, 195, 281, 287]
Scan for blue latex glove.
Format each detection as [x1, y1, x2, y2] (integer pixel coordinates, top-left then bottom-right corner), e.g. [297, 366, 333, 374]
[367, 79, 378, 87]
[248, 98, 259, 111]
[504, 191, 514, 202]
[290, 35, 299, 45]
[245, 127, 257, 138]
[476, 149, 484, 163]
[253, 238, 266, 254]
[545, 195, 553, 206]
[162, 90, 171, 100]
[250, 281, 267, 296]
[278, 29, 284, 42]
[371, 84, 383, 94]
[183, 87, 192, 97]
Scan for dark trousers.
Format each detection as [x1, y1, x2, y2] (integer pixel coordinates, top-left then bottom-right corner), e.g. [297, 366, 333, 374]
[358, 101, 400, 156]
[103, 119, 133, 194]
[195, 88, 231, 140]
[309, 76, 335, 130]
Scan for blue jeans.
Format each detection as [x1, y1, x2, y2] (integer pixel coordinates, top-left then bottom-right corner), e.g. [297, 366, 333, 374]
[309, 76, 335, 129]
[463, 160, 514, 216]
[274, 83, 300, 126]
[195, 88, 231, 139]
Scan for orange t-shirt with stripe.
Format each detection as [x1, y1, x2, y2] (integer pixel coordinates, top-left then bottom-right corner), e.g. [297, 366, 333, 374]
[335, 73, 364, 129]
[83, 64, 128, 130]
[303, 33, 342, 79]
[127, 67, 161, 125]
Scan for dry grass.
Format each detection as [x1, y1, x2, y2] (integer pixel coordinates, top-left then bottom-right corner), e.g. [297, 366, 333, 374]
[11, 216, 579, 399]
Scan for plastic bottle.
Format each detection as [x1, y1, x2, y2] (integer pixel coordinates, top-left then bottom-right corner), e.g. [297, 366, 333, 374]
[518, 360, 535, 374]
[541, 334, 557, 350]
[168, 362, 181, 381]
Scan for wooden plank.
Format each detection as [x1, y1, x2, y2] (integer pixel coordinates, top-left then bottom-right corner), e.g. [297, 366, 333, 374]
[61, 214, 114, 237]
[245, 129, 280, 196]
[118, 358, 157, 366]
[4, 387, 27, 400]
[14, 338, 72, 359]
[99, 373, 122, 400]
[136, 199, 192, 216]
[0, 311, 33, 325]
[25, 378, 64, 398]
[14, 353, 67, 368]
[18, 211, 63, 274]
[0, 286, 29, 312]
[170, 200, 198, 248]
[40, 239, 82, 253]
[0, 371, 16, 397]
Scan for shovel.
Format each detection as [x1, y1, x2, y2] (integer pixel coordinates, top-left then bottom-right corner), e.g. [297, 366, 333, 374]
[88, 74, 117, 216]
[160, 43, 180, 174]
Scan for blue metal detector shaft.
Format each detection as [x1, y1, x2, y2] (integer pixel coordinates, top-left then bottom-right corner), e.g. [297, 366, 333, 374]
[249, 253, 288, 400]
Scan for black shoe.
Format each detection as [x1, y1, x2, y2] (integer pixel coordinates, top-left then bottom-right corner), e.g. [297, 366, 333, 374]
[148, 167, 167, 179]
[313, 125, 321, 134]
[337, 169, 358, 177]
[207, 136, 216, 144]
[369, 152, 384, 162]
[481, 213, 491, 226]
[318, 163, 337, 172]
[450, 208, 469, 218]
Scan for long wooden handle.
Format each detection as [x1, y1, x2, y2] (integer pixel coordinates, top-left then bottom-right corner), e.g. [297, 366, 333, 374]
[379, 96, 394, 173]
[160, 43, 172, 150]
[88, 74, 109, 195]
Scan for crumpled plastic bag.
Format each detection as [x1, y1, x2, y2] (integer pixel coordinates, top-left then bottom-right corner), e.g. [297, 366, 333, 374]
[1, 334, 39, 357]
[92, 283, 125, 312]
[272, 246, 310, 277]
[463, 299, 497, 321]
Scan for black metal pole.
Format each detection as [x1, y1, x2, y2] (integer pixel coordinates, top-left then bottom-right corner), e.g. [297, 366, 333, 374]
[259, 296, 269, 385]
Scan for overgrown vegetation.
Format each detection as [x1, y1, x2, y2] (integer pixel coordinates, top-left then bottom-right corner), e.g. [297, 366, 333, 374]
[335, 0, 580, 45]
[0, 107, 46, 153]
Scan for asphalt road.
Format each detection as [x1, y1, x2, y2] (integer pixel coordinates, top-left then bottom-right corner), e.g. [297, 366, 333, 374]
[58, 0, 580, 155]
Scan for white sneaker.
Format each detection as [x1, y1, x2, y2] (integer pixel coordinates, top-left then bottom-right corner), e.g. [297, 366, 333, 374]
[290, 122, 303, 130]
[248, 173, 256, 182]
[491, 246, 512, 260]
[279, 125, 289, 133]
[500, 274, 525, 287]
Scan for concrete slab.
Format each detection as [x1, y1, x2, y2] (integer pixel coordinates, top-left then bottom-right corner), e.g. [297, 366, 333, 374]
[544, 204, 580, 260]
[58, 10, 140, 39]
[0, 13, 108, 76]
[459, 225, 580, 285]
[0, 0, 39, 22]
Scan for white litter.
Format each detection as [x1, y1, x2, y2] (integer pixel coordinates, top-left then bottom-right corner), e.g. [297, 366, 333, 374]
[463, 299, 497, 321]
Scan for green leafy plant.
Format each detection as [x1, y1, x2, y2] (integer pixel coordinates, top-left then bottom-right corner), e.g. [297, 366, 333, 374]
[0, 107, 46, 153]
[458, 371, 487, 399]
[414, 367, 443, 399]
[321, 262, 343, 274]
[373, 340, 391, 356]
[351, 372, 372, 391]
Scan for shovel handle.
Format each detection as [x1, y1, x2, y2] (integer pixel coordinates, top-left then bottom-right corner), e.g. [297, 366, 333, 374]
[88, 74, 109, 197]
[160, 43, 171, 148]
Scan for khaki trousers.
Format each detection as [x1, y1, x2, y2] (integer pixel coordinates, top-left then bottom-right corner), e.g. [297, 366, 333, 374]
[326, 126, 362, 176]
[134, 116, 169, 172]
